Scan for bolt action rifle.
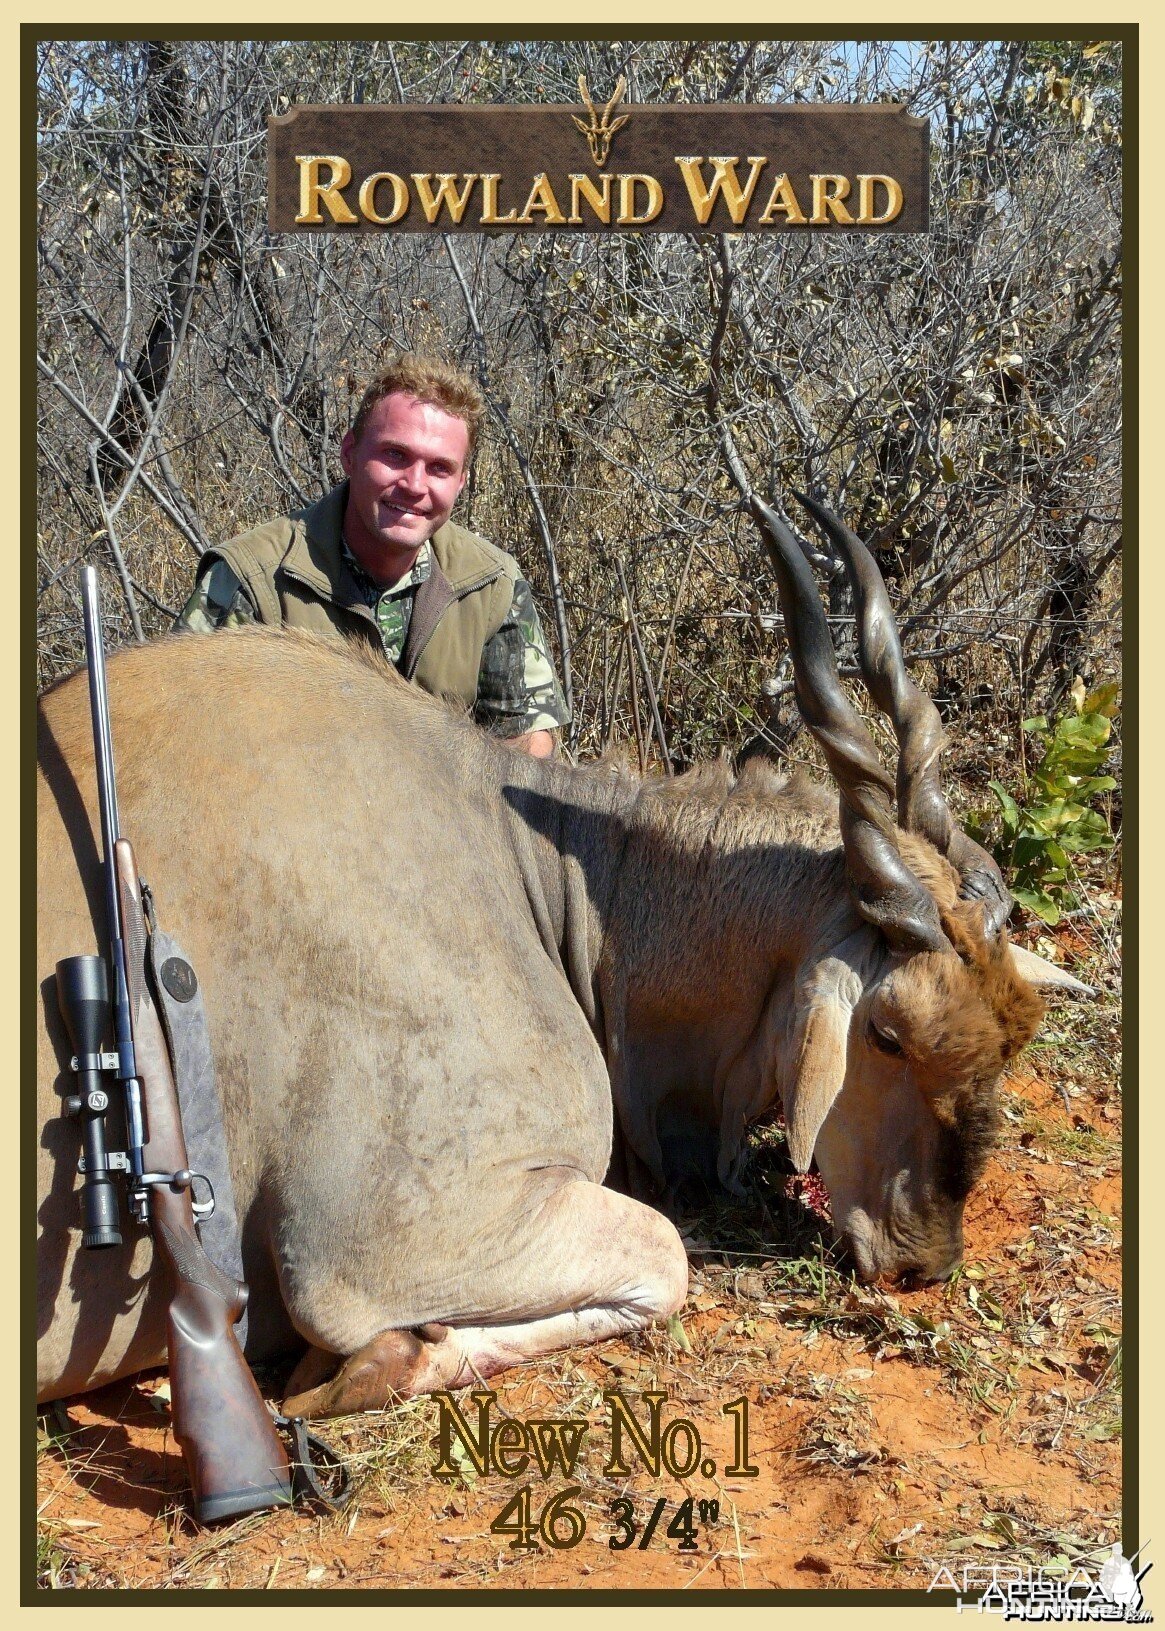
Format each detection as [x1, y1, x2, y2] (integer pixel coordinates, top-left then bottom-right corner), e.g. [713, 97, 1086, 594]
[54, 566, 295, 1523]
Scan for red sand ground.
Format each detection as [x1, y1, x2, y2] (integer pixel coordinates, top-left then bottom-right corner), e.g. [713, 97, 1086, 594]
[36, 1043, 1122, 1594]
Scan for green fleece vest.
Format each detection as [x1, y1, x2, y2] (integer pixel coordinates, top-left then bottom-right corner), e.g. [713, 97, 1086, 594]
[205, 483, 520, 709]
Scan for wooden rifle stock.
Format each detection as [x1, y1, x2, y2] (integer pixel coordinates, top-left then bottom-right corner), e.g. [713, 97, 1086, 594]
[114, 839, 293, 1523]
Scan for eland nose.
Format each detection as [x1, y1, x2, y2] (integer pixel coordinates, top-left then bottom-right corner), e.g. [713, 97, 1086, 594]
[901, 1235, 963, 1287]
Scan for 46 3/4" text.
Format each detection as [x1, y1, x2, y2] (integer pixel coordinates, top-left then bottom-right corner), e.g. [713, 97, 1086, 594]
[490, 1488, 722, 1553]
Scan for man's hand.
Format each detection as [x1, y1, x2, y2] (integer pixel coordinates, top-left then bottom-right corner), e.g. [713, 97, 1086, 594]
[509, 729, 556, 758]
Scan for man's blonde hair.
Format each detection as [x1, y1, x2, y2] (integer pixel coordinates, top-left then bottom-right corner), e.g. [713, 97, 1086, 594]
[350, 354, 486, 462]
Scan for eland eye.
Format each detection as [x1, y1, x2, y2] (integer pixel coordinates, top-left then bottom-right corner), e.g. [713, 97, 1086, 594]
[870, 1020, 904, 1056]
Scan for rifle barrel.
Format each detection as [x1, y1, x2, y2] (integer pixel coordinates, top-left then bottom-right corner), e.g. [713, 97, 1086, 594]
[81, 568, 121, 915]
[80, 567, 144, 1182]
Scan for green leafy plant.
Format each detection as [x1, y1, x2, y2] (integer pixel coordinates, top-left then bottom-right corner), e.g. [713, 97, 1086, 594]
[974, 680, 1119, 925]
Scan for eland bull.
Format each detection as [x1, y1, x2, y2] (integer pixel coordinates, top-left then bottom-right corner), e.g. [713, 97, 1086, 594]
[37, 496, 1082, 1419]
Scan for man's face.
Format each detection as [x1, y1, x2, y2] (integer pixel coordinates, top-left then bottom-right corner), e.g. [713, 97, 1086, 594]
[340, 391, 470, 583]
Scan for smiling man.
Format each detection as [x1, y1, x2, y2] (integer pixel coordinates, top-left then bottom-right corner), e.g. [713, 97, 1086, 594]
[176, 354, 568, 756]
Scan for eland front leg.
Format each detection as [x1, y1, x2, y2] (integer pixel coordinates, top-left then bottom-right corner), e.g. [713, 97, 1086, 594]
[280, 1174, 689, 1418]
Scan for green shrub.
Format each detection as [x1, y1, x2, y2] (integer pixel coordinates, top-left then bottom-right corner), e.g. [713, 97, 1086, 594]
[972, 680, 1119, 925]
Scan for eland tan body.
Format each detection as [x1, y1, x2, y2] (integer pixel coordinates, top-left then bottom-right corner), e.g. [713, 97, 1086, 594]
[37, 500, 1076, 1418]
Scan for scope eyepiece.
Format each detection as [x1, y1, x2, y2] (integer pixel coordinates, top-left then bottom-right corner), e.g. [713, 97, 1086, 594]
[82, 1178, 122, 1250]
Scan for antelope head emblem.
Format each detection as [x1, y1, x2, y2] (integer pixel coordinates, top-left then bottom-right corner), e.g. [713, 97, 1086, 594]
[572, 74, 630, 168]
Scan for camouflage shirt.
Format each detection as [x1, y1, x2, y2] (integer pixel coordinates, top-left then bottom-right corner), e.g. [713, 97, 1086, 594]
[177, 541, 569, 739]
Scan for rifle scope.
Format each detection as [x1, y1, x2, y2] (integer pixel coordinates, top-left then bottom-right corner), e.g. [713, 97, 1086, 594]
[55, 955, 122, 1249]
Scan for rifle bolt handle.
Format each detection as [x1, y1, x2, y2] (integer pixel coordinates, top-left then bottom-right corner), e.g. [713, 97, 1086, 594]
[137, 1168, 196, 1192]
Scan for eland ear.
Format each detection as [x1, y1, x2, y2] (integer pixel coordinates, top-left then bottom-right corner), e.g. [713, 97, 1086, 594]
[786, 1001, 852, 1171]
[1007, 944, 1095, 997]
[783, 936, 872, 1172]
